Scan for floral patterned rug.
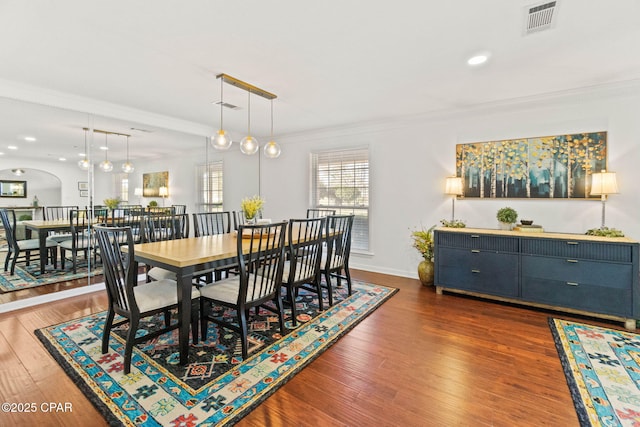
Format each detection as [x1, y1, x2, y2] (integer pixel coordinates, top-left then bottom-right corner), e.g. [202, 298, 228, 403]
[36, 280, 397, 426]
[549, 318, 640, 426]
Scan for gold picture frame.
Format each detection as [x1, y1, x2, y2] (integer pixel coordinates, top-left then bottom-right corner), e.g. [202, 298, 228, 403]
[143, 171, 168, 197]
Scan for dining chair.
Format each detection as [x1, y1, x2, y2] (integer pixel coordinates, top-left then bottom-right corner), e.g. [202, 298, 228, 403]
[44, 205, 79, 243]
[171, 204, 187, 215]
[108, 209, 143, 244]
[193, 211, 231, 237]
[281, 217, 326, 326]
[141, 213, 184, 282]
[94, 225, 200, 375]
[199, 222, 287, 359]
[192, 211, 234, 284]
[0, 208, 58, 275]
[306, 208, 336, 219]
[58, 209, 99, 274]
[320, 214, 354, 306]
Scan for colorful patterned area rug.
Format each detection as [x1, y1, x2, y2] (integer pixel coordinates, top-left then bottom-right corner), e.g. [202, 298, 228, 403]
[549, 318, 640, 426]
[36, 280, 397, 426]
[0, 252, 101, 292]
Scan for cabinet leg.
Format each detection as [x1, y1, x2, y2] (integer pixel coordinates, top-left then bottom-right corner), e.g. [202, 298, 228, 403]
[624, 319, 637, 331]
[435, 286, 443, 295]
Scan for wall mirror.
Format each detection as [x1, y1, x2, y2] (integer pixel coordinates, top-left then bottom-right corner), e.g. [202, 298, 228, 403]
[0, 95, 261, 308]
[0, 180, 27, 198]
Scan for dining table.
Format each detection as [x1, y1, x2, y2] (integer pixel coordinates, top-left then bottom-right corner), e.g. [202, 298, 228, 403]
[130, 224, 323, 365]
[131, 233, 248, 365]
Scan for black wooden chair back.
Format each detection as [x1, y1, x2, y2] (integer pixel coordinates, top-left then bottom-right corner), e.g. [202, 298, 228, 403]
[283, 217, 326, 325]
[193, 211, 231, 237]
[322, 214, 354, 305]
[44, 205, 78, 220]
[306, 208, 336, 219]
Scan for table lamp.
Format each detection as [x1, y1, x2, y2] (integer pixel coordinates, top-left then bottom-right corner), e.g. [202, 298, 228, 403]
[445, 176, 463, 221]
[159, 186, 168, 207]
[590, 170, 618, 229]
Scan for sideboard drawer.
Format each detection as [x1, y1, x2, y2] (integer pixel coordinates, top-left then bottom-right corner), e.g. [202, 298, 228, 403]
[438, 248, 519, 297]
[437, 232, 518, 252]
[521, 238, 632, 262]
[522, 277, 633, 316]
[521, 256, 632, 290]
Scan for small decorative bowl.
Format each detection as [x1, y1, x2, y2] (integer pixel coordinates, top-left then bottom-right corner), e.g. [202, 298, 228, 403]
[521, 220, 534, 226]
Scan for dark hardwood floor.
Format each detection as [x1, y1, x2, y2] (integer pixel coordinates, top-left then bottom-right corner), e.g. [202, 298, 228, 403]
[1, 268, 618, 426]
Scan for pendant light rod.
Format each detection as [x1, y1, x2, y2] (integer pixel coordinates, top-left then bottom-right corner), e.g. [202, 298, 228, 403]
[216, 73, 277, 100]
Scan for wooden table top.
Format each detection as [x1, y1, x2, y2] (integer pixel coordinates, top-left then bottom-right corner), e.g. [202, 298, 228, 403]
[133, 234, 240, 268]
[21, 219, 72, 229]
[435, 226, 639, 244]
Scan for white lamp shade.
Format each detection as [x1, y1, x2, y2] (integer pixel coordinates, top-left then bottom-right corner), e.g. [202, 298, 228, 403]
[445, 177, 463, 195]
[590, 171, 618, 196]
[134, 187, 143, 196]
[159, 186, 169, 197]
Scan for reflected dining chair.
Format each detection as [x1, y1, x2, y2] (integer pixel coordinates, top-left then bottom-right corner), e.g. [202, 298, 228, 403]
[193, 211, 234, 283]
[199, 222, 287, 359]
[281, 217, 326, 326]
[44, 205, 79, 243]
[306, 208, 336, 219]
[171, 204, 187, 215]
[320, 214, 354, 306]
[58, 209, 100, 273]
[94, 225, 200, 375]
[0, 208, 58, 274]
[232, 210, 263, 231]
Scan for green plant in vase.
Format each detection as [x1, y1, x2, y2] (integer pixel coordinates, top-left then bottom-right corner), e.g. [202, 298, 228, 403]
[411, 225, 436, 286]
[496, 207, 517, 230]
[103, 198, 121, 210]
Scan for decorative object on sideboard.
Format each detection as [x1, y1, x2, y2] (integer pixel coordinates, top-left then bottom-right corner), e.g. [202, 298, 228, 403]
[440, 219, 466, 228]
[585, 226, 624, 237]
[496, 207, 518, 230]
[444, 176, 463, 222]
[589, 169, 618, 229]
[103, 198, 121, 211]
[513, 219, 544, 233]
[411, 225, 435, 286]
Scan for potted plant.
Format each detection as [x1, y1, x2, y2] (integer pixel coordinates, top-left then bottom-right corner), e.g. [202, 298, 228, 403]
[411, 225, 435, 286]
[104, 198, 121, 211]
[241, 195, 264, 224]
[496, 207, 517, 230]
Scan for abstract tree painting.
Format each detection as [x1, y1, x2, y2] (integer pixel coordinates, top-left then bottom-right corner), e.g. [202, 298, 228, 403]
[456, 132, 607, 199]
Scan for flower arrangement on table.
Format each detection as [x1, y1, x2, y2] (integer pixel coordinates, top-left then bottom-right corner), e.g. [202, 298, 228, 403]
[103, 198, 121, 210]
[241, 195, 264, 221]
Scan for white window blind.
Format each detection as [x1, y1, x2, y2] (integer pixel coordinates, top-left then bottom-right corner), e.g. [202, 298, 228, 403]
[311, 148, 369, 251]
[197, 161, 224, 212]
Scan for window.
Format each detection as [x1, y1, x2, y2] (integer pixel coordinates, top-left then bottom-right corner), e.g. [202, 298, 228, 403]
[115, 174, 129, 202]
[311, 148, 369, 251]
[197, 161, 224, 212]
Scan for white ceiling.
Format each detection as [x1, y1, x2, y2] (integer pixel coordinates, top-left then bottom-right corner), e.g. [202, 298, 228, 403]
[0, 0, 639, 164]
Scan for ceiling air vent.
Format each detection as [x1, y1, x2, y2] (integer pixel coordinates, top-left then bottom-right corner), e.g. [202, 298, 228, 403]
[524, 1, 558, 35]
[213, 101, 240, 110]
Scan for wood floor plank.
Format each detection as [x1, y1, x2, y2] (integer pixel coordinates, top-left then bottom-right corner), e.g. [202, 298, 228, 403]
[0, 269, 606, 426]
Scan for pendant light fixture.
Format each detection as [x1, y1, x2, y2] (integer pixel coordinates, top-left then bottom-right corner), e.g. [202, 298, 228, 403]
[99, 133, 113, 172]
[240, 91, 259, 155]
[211, 77, 232, 150]
[78, 127, 90, 171]
[263, 99, 281, 158]
[121, 135, 134, 173]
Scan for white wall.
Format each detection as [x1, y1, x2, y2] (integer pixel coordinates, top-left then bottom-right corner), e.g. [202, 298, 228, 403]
[261, 84, 640, 278]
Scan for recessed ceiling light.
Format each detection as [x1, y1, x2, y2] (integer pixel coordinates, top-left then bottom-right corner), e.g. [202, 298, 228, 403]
[59, 157, 66, 161]
[78, 152, 86, 157]
[7, 145, 17, 150]
[24, 136, 36, 142]
[99, 146, 108, 150]
[467, 52, 490, 66]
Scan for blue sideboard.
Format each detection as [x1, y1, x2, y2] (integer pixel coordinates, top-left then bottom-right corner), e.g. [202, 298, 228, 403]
[434, 227, 640, 329]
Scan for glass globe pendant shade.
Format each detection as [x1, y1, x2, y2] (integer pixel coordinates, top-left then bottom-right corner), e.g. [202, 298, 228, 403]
[99, 159, 113, 172]
[121, 161, 135, 173]
[263, 140, 281, 158]
[240, 136, 259, 155]
[211, 129, 232, 150]
[78, 158, 90, 170]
